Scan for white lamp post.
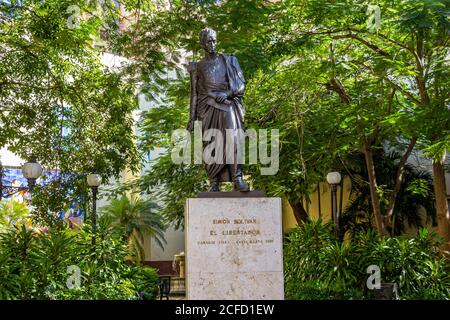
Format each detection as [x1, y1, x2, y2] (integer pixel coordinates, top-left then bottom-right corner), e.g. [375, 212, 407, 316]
[87, 173, 102, 188]
[1, 157, 42, 201]
[327, 171, 342, 236]
[22, 157, 43, 190]
[87, 173, 102, 246]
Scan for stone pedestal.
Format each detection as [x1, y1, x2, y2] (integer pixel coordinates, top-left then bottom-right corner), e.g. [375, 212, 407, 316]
[185, 195, 284, 300]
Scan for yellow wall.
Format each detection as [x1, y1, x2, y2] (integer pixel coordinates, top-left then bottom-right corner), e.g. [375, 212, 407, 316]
[282, 197, 298, 233]
[282, 176, 352, 231]
[282, 176, 439, 237]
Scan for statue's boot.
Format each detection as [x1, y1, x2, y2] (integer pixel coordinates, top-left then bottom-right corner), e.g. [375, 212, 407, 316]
[233, 165, 250, 192]
[209, 177, 220, 192]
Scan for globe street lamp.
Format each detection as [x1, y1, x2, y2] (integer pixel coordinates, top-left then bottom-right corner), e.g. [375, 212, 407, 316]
[87, 173, 102, 246]
[327, 171, 342, 236]
[1, 157, 43, 201]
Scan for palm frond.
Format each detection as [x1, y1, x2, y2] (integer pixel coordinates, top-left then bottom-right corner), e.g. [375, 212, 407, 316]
[100, 194, 167, 261]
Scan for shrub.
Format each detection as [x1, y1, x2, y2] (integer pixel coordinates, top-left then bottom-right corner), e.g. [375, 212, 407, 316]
[284, 220, 367, 299]
[284, 220, 450, 300]
[130, 266, 160, 300]
[0, 220, 159, 300]
[353, 228, 450, 299]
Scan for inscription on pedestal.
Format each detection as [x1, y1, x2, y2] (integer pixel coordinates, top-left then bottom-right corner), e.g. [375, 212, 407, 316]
[185, 197, 284, 300]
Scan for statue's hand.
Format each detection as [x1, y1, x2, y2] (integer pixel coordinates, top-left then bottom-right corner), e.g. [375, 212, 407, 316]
[187, 119, 194, 132]
[215, 92, 228, 104]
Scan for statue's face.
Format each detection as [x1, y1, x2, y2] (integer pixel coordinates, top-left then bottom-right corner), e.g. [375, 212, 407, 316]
[202, 33, 217, 54]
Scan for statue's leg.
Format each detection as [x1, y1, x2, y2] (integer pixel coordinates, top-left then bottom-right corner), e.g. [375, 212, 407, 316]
[233, 164, 249, 192]
[203, 108, 228, 191]
[209, 176, 220, 192]
[223, 109, 249, 192]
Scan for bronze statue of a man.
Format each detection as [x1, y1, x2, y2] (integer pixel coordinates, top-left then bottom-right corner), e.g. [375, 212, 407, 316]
[187, 28, 249, 192]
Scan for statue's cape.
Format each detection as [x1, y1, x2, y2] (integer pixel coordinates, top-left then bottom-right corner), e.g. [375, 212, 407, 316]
[223, 54, 245, 97]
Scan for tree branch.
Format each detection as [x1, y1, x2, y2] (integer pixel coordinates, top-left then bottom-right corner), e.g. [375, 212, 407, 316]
[332, 33, 390, 58]
[356, 61, 421, 105]
[324, 78, 352, 104]
[385, 137, 418, 227]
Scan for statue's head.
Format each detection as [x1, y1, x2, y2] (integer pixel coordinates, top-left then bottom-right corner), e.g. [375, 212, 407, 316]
[199, 28, 217, 54]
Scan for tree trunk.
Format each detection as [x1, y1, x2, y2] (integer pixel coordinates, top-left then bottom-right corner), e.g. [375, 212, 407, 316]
[290, 200, 309, 225]
[432, 161, 449, 249]
[385, 137, 417, 232]
[363, 137, 386, 235]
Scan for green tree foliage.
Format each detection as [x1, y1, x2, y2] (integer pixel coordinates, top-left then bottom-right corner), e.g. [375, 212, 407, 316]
[118, 0, 448, 239]
[101, 194, 167, 262]
[2, 0, 448, 239]
[0, 0, 141, 224]
[271, 0, 449, 237]
[1, 0, 140, 176]
[244, 56, 352, 222]
[0, 198, 30, 232]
